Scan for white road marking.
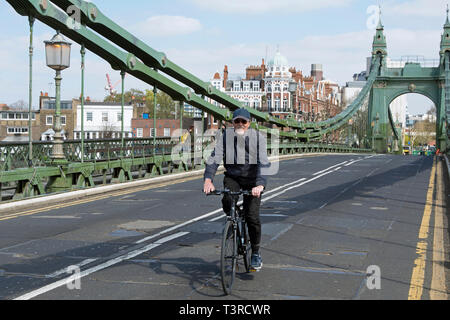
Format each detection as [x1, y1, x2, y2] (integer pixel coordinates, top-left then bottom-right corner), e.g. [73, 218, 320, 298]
[313, 161, 348, 175]
[14, 232, 189, 300]
[14, 157, 368, 300]
[46, 259, 98, 278]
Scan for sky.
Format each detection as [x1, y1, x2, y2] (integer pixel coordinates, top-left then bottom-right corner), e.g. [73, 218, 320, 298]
[0, 0, 447, 114]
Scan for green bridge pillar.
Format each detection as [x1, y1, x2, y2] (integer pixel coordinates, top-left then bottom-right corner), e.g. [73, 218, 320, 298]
[369, 87, 389, 153]
[46, 168, 72, 193]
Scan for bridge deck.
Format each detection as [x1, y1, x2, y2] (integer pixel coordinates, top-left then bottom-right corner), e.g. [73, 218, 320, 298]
[0, 154, 447, 301]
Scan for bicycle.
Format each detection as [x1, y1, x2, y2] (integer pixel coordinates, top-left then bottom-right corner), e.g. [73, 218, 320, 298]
[208, 189, 260, 295]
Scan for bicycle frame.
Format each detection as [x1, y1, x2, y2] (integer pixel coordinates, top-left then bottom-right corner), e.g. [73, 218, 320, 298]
[208, 189, 253, 294]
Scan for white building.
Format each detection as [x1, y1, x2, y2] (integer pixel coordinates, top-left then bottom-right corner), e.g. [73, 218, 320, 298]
[74, 102, 133, 139]
[210, 71, 264, 110]
[228, 78, 263, 109]
[264, 50, 293, 113]
[390, 95, 407, 128]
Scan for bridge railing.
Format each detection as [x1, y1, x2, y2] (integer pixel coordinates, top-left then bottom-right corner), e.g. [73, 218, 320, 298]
[0, 137, 177, 171]
[387, 56, 440, 68]
[0, 137, 372, 203]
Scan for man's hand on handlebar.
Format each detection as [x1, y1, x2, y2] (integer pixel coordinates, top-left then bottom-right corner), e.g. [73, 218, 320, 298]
[252, 185, 264, 198]
[203, 178, 215, 194]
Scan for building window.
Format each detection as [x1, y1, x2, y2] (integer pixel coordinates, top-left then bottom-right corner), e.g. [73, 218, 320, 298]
[1, 113, 7, 119]
[102, 112, 108, 122]
[164, 128, 171, 137]
[86, 112, 93, 122]
[117, 112, 122, 122]
[7, 127, 28, 134]
[275, 85, 280, 92]
[150, 128, 156, 137]
[22, 113, 29, 120]
[46, 115, 53, 125]
[61, 115, 66, 125]
[137, 128, 143, 138]
[275, 99, 280, 111]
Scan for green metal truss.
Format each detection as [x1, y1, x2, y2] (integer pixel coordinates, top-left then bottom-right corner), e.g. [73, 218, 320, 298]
[6, 0, 379, 140]
[1, 0, 376, 202]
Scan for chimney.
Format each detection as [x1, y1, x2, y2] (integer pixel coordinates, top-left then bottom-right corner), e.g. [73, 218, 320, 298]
[311, 64, 323, 81]
[45, 92, 48, 96]
[223, 65, 229, 88]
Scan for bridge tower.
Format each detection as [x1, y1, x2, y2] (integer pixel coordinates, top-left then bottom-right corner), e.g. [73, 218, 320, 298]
[368, 12, 390, 153]
[368, 9, 449, 153]
[440, 7, 450, 151]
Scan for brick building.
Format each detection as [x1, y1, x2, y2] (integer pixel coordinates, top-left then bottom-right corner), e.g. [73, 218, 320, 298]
[0, 105, 40, 142]
[39, 92, 78, 141]
[210, 50, 342, 123]
[131, 117, 197, 138]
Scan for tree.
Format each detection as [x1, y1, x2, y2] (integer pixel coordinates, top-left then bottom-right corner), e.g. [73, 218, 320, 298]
[104, 88, 145, 104]
[104, 88, 177, 119]
[413, 120, 435, 146]
[350, 98, 369, 148]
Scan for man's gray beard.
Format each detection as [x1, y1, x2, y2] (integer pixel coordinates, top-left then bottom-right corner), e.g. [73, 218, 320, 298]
[235, 128, 245, 136]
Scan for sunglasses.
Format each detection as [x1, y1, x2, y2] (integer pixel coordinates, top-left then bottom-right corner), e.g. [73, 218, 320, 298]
[233, 119, 248, 124]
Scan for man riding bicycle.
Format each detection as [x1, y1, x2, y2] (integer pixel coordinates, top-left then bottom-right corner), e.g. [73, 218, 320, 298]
[203, 108, 270, 272]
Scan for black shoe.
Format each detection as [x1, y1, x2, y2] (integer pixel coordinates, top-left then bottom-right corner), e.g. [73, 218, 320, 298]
[250, 253, 263, 272]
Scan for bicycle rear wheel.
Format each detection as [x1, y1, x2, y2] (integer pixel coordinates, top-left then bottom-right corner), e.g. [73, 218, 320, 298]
[221, 220, 237, 295]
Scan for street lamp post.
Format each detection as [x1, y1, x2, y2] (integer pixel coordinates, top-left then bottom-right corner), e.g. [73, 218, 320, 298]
[44, 31, 71, 164]
[348, 118, 353, 147]
[28, 16, 35, 167]
[80, 44, 85, 163]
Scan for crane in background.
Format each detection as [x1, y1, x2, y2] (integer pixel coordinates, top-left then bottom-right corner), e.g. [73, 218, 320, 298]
[105, 73, 124, 97]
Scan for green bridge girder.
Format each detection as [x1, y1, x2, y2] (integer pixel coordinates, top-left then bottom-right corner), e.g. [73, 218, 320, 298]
[367, 15, 450, 153]
[5, 0, 380, 139]
[4, 0, 449, 203]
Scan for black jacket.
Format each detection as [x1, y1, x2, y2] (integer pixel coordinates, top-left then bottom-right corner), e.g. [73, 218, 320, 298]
[204, 128, 270, 187]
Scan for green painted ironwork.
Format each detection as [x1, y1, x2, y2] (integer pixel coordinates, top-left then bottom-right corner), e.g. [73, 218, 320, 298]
[5, 0, 381, 141]
[28, 15, 35, 167]
[0, 136, 371, 202]
[1, 0, 394, 202]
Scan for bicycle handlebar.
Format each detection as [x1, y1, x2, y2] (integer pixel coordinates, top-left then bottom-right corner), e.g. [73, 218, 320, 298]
[206, 189, 263, 196]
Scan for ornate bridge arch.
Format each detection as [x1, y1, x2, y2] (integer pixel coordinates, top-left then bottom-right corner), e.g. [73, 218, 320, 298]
[367, 12, 449, 153]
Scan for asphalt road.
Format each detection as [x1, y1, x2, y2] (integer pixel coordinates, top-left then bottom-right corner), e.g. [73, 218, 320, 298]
[0, 154, 447, 301]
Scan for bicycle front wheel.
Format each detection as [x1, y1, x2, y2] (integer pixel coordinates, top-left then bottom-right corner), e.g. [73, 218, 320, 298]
[241, 221, 252, 273]
[221, 220, 237, 295]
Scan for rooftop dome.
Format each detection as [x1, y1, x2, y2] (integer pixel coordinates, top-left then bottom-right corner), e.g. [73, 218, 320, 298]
[268, 50, 288, 67]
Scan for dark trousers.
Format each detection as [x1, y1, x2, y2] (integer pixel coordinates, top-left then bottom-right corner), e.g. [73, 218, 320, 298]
[222, 175, 261, 253]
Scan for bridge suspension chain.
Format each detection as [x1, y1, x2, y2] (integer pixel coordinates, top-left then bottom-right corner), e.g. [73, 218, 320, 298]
[6, 0, 380, 142]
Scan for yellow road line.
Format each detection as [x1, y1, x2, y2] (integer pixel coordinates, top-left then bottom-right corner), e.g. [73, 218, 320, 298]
[430, 159, 448, 299]
[408, 158, 436, 300]
[0, 175, 202, 222]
